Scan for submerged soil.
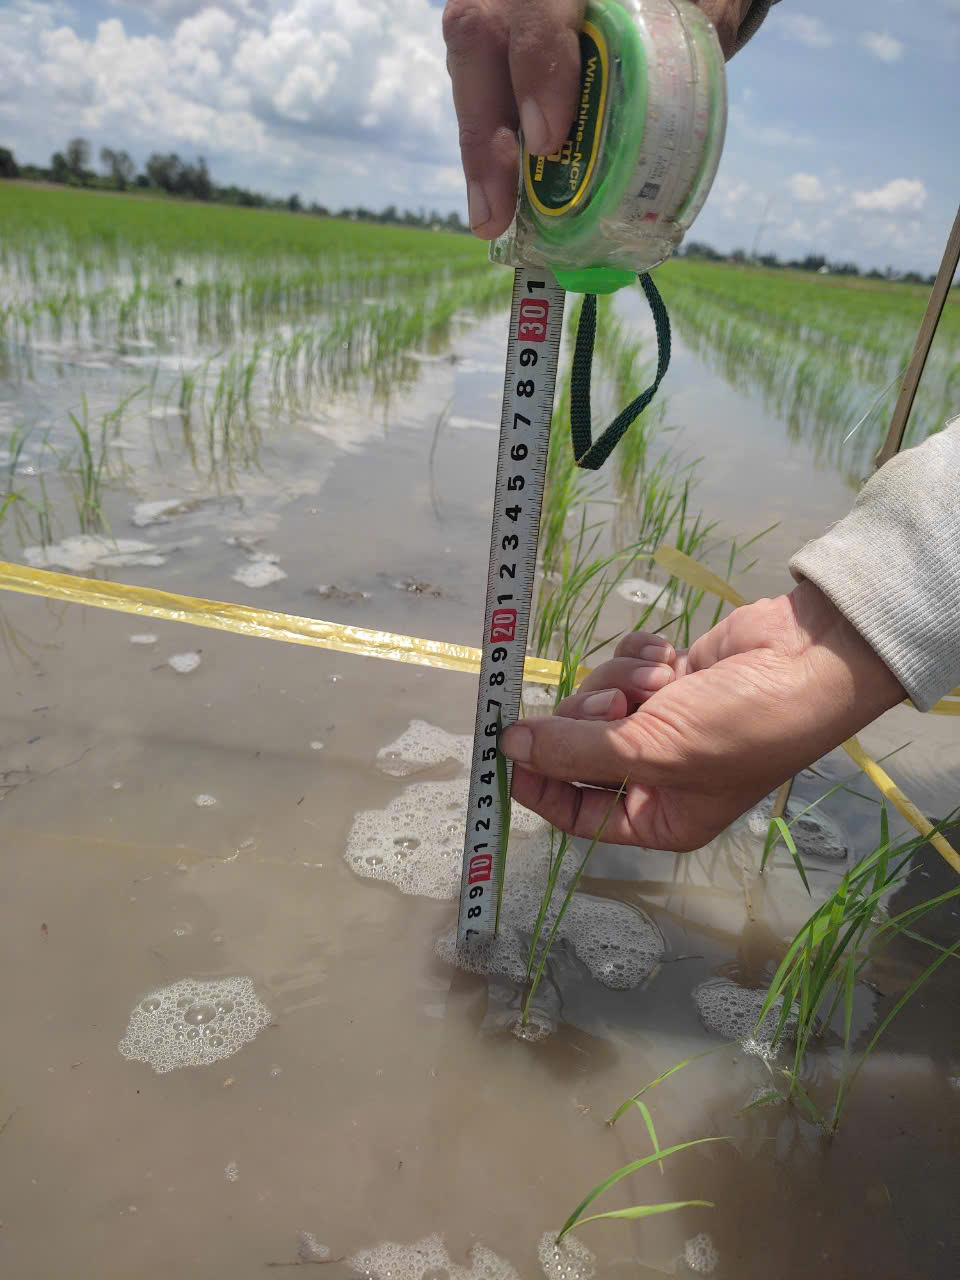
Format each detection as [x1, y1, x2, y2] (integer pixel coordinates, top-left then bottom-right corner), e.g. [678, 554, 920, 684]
[1, 302, 959, 1279]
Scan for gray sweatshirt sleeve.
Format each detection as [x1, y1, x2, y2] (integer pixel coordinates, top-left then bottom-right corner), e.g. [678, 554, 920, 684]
[789, 417, 960, 711]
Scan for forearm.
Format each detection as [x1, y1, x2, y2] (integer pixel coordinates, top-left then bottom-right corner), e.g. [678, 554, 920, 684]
[790, 417, 960, 711]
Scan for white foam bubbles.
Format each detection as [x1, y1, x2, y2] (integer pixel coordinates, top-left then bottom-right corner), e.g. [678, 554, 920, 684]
[434, 878, 663, 992]
[349, 721, 664, 992]
[694, 978, 796, 1059]
[129, 633, 158, 645]
[346, 777, 466, 899]
[132, 498, 190, 527]
[537, 1232, 596, 1280]
[169, 651, 202, 674]
[232, 556, 287, 588]
[24, 535, 167, 572]
[194, 794, 217, 807]
[521, 682, 557, 709]
[348, 1234, 519, 1280]
[298, 1233, 330, 1262]
[375, 719, 469, 777]
[615, 577, 664, 607]
[745, 795, 848, 862]
[683, 1232, 719, 1275]
[118, 976, 271, 1073]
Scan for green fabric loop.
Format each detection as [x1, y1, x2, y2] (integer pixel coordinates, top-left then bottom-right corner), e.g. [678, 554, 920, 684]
[569, 271, 671, 470]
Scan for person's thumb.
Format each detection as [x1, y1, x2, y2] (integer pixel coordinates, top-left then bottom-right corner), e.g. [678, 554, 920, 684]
[508, 0, 585, 156]
[500, 711, 676, 787]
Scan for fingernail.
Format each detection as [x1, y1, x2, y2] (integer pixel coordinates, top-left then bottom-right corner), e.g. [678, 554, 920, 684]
[519, 98, 549, 155]
[467, 181, 491, 230]
[582, 689, 616, 717]
[639, 644, 671, 661]
[500, 725, 533, 764]
[630, 664, 673, 692]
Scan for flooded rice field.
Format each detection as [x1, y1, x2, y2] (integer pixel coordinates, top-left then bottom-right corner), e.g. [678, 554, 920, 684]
[1, 188, 959, 1278]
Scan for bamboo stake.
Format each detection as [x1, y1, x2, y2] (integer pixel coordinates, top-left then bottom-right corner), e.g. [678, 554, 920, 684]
[874, 203, 960, 469]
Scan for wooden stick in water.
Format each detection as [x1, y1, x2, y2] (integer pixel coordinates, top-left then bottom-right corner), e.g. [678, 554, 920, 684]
[874, 202, 960, 470]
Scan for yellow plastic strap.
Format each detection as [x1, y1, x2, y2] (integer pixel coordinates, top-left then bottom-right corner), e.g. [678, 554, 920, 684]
[0, 560, 588, 687]
[842, 736, 960, 875]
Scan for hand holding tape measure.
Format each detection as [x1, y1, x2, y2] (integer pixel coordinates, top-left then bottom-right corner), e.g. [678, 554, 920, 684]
[453, 0, 728, 945]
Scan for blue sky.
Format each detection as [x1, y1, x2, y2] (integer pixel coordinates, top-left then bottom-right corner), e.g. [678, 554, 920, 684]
[1, 0, 957, 271]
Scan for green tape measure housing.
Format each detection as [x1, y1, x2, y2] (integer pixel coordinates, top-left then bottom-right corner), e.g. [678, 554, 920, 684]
[491, 0, 727, 293]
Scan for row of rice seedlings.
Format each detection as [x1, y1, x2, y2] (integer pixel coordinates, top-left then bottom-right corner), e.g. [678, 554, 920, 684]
[266, 269, 511, 403]
[662, 258, 952, 361]
[0, 255, 495, 358]
[0, 184, 489, 278]
[664, 280, 953, 478]
[139, 271, 512, 485]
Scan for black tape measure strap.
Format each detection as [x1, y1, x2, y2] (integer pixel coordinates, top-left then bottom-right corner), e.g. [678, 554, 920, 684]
[569, 272, 672, 471]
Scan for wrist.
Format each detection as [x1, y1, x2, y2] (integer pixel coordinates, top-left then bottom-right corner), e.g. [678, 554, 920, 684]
[789, 578, 905, 724]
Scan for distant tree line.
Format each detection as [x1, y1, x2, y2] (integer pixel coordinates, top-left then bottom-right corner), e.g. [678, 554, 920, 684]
[0, 138, 468, 233]
[681, 239, 940, 286]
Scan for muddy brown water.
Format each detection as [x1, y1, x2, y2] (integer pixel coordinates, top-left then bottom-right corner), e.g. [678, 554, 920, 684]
[1, 306, 959, 1278]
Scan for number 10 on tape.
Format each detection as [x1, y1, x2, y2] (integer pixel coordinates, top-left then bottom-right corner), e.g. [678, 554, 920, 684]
[457, 268, 566, 946]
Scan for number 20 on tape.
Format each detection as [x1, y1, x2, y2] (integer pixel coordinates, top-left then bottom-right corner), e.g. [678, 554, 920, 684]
[517, 297, 549, 342]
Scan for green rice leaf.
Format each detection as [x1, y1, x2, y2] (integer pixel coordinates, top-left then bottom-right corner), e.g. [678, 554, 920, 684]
[627, 1099, 664, 1174]
[562, 1200, 713, 1236]
[493, 711, 510, 937]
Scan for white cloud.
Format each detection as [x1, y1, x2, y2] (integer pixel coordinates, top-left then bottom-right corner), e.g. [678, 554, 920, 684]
[853, 178, 927, 214]
[728, 105, 814, 149]
[861, 31, 905, 63]
[768, 12, 834, 48]
[787, 173, 826, 203]
[0, 0, 455, 168]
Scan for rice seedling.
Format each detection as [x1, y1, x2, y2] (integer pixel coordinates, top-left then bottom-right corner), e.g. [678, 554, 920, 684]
[520, 785, 625, 1026]
[754, 807, 960, 1131]
[494, 711, 511, 938]
[556, 1139, 719, 1242]
[50, 387, 143, 533]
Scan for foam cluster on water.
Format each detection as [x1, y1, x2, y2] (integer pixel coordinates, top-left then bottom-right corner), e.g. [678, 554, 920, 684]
[694, 978, 796, 1059]
[745, 795, 848, 862]
[349, 722, 665, 991]
[118, 976, 271, 1073]
[297, 1233, 330, 1262]
[615, 577, 664, 607]
[537, 1232, 596, 1279]
[683, 1232, 719, 1275]
[521, 682, 557, 710]
[348, 1234, 519, 1280]
[24, 535, 168, 572]
[434, 880, 663, 992]
[376, 719, 469, 777]
[232, 554, 287, 588]
[349, 723, 541, 900]
[168, 651, 202, 674]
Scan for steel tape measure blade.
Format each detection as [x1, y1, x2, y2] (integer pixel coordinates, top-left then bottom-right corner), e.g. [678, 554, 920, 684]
[456, 267, 566, 948]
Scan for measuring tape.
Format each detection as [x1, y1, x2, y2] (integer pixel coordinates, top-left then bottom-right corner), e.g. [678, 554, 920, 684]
[456, 0, 727, 946]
